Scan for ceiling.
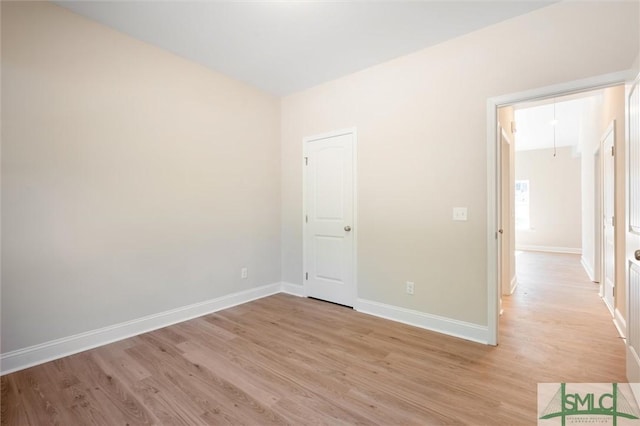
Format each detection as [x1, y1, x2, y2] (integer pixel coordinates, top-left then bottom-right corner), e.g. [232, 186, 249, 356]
[56, 1, 556, 96]
[513, 92, 603, 152]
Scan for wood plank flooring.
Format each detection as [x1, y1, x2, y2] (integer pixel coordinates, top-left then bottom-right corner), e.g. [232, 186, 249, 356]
[1, 251, 626, 425]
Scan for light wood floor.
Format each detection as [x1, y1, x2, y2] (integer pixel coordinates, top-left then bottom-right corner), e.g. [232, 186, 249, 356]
[1, 252, 626, 425]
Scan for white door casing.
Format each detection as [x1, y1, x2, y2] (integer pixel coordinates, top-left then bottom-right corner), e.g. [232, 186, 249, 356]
[626, 76, 640, 383]
[303, 129, 357, 307]
[594, 149, 602, 285]
[500, 127, 514, 297]
[602, 123, 616, 314]
[497, 125, 504, 313]
[486, 71, 630, 346]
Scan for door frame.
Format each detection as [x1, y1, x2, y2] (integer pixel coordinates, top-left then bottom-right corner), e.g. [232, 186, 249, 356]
[499, 126, 515, 298]
[302, 127, 358, 305]
[486, 70, 630, 345]
[496, 125, 504, 314]
[599, 121, 616, 312]
[594, 145, 602, 285]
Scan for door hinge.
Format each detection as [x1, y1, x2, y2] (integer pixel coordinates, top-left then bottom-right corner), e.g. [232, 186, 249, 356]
[305, 214, 308, 223]
[304, 157, 308, 165]
[611, 146, 615, 156]
[305, 272, 308, 280]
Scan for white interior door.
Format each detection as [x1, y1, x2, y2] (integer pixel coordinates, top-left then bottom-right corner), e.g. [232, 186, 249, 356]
[303, 130, 356, 307]
[497, 126, 504, 313]
[626, 77, 640, 383]
[594, 151, 602, 284]
[602, 125, 615, 314]
[500, 127, 514, 297]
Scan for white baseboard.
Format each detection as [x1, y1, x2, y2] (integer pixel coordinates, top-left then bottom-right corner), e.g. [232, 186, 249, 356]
[281, 281, 305, 297]
[509, 275, 518, 295]
[613, 308, 626, 339]
[355, 299, 489, 344]
[602, 294, 615, 316]
[581, 256, 596, 282]
[517, 245, 582, 255]
[628, 347, 640, 383]
[0, 282, 282, 375]
[2, 282, 491, 375]
[502, 275, 517, 296]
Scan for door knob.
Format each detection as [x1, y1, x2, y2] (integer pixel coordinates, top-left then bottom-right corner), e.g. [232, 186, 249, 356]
[344, 226, 352, 232]
[635, 250, 640, 261]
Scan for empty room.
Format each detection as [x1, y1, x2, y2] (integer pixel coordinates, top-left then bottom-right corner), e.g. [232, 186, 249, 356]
[2, 1, 640, 424]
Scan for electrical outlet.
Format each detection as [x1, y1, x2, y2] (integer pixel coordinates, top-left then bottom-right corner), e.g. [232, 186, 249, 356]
[453, 207, 468, 221]
[241, 267, 248, 279]
[406, 281, 414, 295]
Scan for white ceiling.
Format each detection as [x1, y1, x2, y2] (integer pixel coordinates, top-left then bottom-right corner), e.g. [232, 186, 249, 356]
[56, 1, 556, 96]
[513, 93, 602, 152]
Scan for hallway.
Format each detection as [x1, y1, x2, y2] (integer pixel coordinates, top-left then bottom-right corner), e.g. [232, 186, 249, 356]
[500, 251, 626, 382]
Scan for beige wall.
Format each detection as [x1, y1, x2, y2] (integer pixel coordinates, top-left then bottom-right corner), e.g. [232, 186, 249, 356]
[498, 106, 516, 294]
[515, 147, 582, 250]
[2, 1, 638, 355]
[1, 2, 281, 352]
[281, 1, 638, 326]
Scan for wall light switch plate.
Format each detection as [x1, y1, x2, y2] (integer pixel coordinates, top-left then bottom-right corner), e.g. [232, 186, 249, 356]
[453, 207, 468, 221]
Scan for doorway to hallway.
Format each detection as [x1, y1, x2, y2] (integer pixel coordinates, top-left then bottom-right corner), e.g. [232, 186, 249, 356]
[496, 84, 626, 344]
[502, 251, 624, 373]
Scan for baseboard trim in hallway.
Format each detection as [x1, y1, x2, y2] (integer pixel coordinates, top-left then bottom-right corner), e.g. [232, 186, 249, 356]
[614, 308, 626, 339]
[581, 256, 596, 282]
[517, 245, 582, 255]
